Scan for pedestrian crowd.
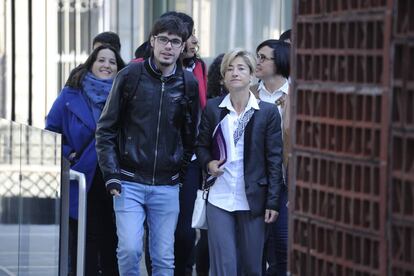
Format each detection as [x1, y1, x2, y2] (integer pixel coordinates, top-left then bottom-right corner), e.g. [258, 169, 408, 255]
[46, 11, 291, 276]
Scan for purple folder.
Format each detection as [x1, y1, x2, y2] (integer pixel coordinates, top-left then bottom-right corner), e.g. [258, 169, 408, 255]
[205, 122, 228, 189]
[211, 123, 227, 164]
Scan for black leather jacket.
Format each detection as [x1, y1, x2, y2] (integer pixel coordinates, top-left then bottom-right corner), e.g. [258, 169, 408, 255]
[96, 59, 199, 192]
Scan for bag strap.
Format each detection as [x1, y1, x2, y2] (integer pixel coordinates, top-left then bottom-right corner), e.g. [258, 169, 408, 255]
[182, 69, 199, 126]
[201, 174, 210, 199]
[117, 61, 143, 126]
[203, 173, 214, 191]
[121, 62, 143, 110]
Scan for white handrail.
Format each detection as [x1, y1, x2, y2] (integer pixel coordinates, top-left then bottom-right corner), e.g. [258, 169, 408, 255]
[69, 170, 86, 276]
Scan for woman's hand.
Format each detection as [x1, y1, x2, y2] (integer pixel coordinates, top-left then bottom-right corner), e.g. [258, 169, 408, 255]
[68, 152, 78, 165]
[110, 189, 120, 197]
[264, 209, 278, 223]
[207, 159, 225, 177]
[68, 152, 77, 160]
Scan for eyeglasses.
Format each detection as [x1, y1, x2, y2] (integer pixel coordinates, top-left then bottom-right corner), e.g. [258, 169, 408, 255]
[154, 35, 183, 48]
[256, 53, 275, 63]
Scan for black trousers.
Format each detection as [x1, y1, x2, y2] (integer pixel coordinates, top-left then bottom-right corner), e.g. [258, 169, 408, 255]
[263, 184, 288, 276]
[69, 168, 119, 276]
[195, 229, 210, 274]
[174, 161, 200, 276]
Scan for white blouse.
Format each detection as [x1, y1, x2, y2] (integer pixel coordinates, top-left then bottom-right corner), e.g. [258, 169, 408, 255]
[207, 92, 260, 212]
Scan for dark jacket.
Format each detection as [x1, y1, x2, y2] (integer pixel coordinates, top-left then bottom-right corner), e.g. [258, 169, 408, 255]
[46, 86, 98, 219]
[195, 96, 284, 216]
[96, 59, 199, 192]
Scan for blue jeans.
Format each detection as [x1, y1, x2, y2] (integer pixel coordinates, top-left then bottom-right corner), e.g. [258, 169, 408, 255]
[113, 181, 180, 276]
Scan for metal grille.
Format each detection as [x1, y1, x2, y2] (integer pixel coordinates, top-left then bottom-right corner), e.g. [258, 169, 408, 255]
[289, 0, 395, 275]
[389, 0, 414, 273]
[0, 120, 61, 199]
[0, 169, 60, 198]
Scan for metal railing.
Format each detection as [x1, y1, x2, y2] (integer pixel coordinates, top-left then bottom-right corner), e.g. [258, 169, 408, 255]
[0, 118, 63, 275]
[69, 169, 87, 276]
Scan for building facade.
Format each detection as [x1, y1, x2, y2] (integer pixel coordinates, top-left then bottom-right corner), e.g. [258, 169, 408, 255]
[0, 0, 292, 128]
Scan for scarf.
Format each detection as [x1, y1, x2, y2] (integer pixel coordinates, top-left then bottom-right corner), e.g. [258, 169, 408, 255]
[82, 72, 114, 123]
[233, 108, 255, 146]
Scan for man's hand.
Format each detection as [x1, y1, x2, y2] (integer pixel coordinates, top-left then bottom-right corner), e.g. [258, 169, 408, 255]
[207, 159, 225, 177]
[110, 189, 120, 197]
[264, 209, 278, 223]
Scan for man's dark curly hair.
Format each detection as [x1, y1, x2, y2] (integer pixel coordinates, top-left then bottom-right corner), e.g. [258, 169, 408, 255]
[92, 31, 121, 52]
[135, 11, 194, 59]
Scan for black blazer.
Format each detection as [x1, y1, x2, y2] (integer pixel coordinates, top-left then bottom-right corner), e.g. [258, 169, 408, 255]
[196, 96, 284, 216]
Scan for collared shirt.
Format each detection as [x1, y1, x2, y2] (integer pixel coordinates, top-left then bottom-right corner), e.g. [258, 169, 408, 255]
[208, 92, 260, 212]
[258, 79, 288, 181]
[258, 78, 289, 117]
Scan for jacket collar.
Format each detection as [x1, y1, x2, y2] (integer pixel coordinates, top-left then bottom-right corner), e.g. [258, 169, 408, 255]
[218, 92, 260, 112]
[65, 88, 96, 131]
[216, 93, 258, 160]
[144, 56, 182, 81]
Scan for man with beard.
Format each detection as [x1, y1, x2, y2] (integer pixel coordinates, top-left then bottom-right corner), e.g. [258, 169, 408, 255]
[95, 16, 199, 276]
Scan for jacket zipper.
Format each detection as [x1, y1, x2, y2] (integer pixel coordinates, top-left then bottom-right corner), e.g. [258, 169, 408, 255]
[152, 79, 165, 184]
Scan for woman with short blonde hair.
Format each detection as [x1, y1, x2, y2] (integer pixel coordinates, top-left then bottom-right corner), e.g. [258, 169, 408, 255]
[220, 48, 257, 79]
[196, 48, 284, 275]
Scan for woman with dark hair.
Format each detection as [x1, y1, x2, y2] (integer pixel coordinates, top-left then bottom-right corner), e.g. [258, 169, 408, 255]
[180, 21, 207, 108]
[46, 45, 125, 275]
[174, 12, 209, 276]
[253, 39, 290, 276]
[65, 32, 122, 87]
[207, 53, 229, 99]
